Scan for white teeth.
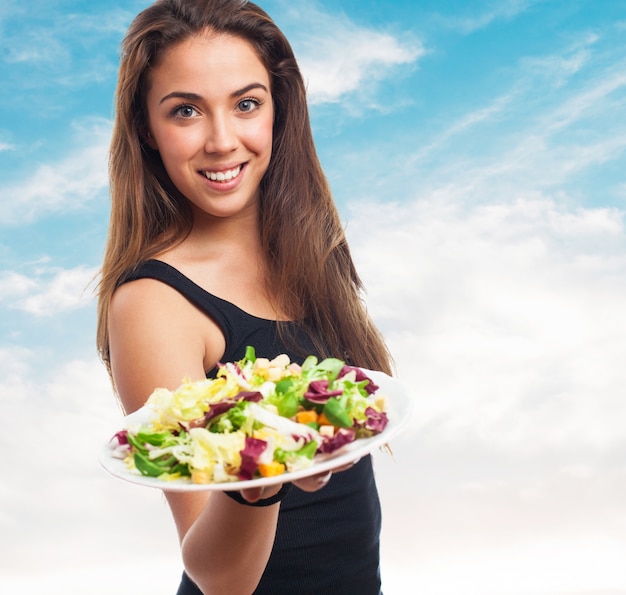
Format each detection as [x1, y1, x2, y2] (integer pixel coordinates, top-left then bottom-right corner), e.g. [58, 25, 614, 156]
[204, 165, 242, 182]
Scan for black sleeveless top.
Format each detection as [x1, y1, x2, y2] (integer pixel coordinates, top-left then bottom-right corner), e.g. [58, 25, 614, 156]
[122, 260, 383, 595]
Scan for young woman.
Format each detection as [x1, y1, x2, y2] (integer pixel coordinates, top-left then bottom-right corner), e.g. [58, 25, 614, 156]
[97, 1, 393, 593]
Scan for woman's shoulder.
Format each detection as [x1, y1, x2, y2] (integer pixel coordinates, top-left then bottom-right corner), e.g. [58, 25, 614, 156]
[114, 258, 203, 311]
[110, 275, 197, 358]
[109, 271, 226, 387]
[112, 269, 181, 314]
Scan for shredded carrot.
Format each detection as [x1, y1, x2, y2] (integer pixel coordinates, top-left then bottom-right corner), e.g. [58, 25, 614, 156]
[296, 410, 318, 425]
[258, 462, 286, 477]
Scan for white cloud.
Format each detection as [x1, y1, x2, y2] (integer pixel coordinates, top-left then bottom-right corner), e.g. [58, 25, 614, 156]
[0, 352, 180, 582]
[0, 270, 38, 299]
[440, 0, 546, 34]
[350, 193, 626, 593]
[520, 33, 599, 88]
[2, 6, 132, 65]
[63, 9, 135, 37]
[284, 3, 423, 105]
[0, 264, 99, 314]
[3, 28, 69, 64]
[0, 346, 32, 395]
[0, 559, 182, 595]
[0, 0, 16, 22]
[20, 265, 98, 314]
[409, 92, 517, 166]
[348, 196, 626, 454]
[380, 533, 626, 595]
[398, 38, 626, 203]
[0, 118, 110, 224]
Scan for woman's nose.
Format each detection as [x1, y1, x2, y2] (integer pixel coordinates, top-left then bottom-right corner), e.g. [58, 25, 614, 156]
[204, 114, 238, 154]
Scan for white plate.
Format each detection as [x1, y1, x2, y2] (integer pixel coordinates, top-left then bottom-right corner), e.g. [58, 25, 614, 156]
[99, 369, 413, 492]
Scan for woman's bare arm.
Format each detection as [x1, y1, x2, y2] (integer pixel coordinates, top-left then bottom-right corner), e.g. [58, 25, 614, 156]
[108, 278, 283, 594]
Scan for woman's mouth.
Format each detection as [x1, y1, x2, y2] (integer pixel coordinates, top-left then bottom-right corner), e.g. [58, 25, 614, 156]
[202, 165, 243, 183]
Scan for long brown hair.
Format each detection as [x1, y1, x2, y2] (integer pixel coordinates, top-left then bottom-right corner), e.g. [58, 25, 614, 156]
[97, 0, 392, 375]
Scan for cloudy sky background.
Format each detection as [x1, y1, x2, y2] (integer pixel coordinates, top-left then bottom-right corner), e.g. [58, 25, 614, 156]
[1, 0, 625, 593]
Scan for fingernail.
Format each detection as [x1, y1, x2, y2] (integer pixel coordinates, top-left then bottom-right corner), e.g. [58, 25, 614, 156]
[318, 471, 332, 485]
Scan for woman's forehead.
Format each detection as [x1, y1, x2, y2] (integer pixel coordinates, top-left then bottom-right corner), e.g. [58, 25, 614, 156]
[147, 33, 270, 96]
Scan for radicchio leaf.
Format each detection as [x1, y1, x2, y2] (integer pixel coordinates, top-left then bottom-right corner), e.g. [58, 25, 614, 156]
[238, 437, 267, 480]
[318, 428, 355, 454]
[113, 430, 129, 445]
[203, 391, 263, 423]
[204, 401, 236, 422]
[364, 407, 388, 432]
[304, 380, 343, 403]
[237, 391, 263, 403]
[338, 366, 379, 394]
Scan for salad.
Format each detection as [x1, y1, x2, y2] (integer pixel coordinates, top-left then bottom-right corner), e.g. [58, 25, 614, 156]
[108, 347, 389, 485]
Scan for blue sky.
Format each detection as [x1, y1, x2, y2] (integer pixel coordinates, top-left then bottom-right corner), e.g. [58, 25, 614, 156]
[2, 1, 626, 593]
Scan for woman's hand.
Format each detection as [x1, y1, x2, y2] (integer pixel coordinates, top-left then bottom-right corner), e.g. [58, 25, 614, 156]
[239, 458, 360, 501]
[239, 483, 286, 503]
[293, 459, 357, 491]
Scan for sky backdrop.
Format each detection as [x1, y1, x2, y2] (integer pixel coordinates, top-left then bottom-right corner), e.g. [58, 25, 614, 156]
[1, 0, 626, 593]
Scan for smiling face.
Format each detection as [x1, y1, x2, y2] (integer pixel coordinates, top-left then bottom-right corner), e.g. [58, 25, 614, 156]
[145, 32, 274, 223]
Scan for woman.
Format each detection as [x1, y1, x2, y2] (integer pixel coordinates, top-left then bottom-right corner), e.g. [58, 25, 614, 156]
[97, 0, 393, 593]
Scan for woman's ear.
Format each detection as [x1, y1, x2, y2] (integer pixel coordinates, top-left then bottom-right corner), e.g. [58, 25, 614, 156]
[143, 130, 158, 150]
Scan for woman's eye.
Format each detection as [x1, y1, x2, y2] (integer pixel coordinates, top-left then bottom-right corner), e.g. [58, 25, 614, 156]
[238, 98, 259, 113]
[173, 105, 198, 118]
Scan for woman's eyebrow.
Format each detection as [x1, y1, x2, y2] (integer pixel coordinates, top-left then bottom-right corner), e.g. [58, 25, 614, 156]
[159, 91, 202, 105]
[230, 82, 269, 97]
[159, 83, 269, 105]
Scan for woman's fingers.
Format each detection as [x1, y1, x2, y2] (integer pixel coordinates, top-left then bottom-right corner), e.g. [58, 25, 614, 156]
[236, 457, 363, 498]
[239, 484, 283, 503]
[293, 457, 361, 492]
[293, 470, 332, 492]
